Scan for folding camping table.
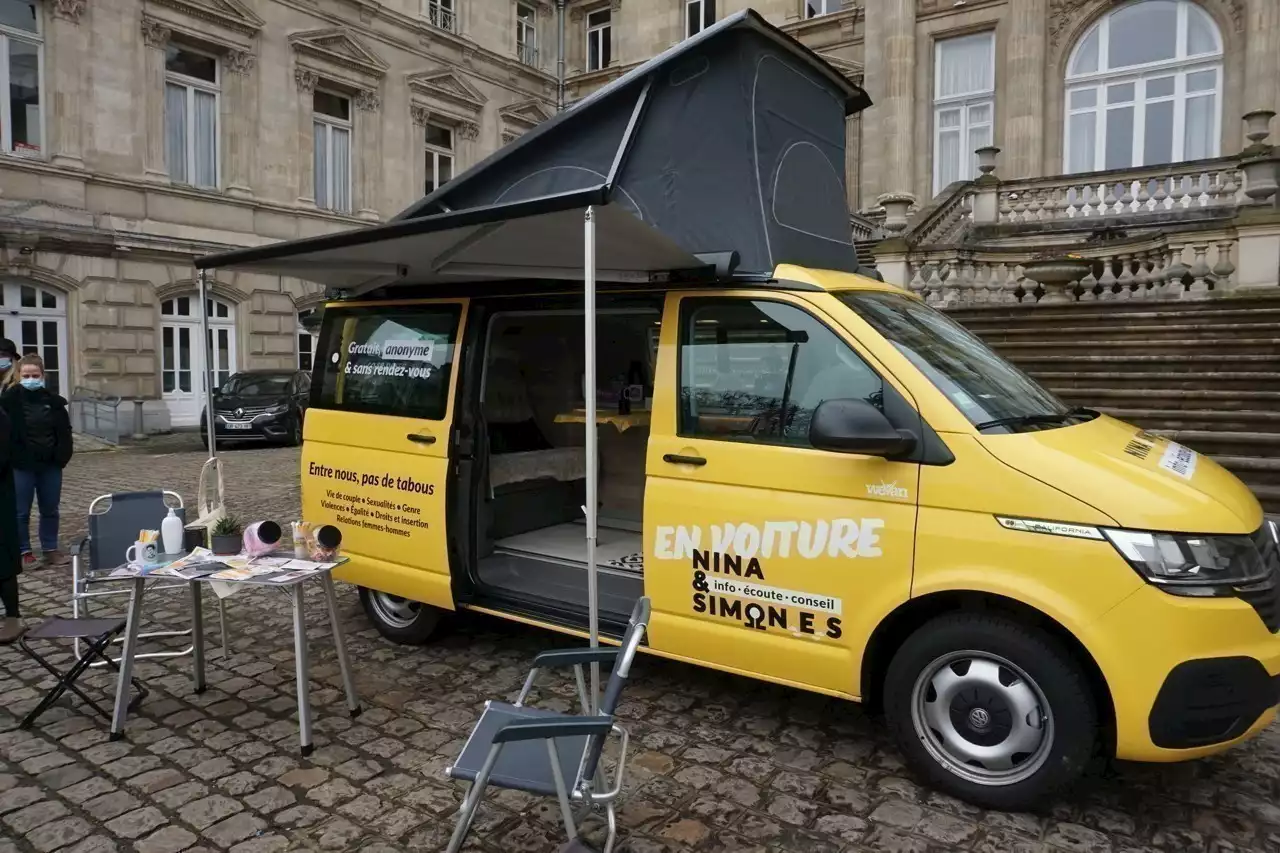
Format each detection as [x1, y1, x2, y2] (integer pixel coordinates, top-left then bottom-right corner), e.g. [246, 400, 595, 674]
[99, 554, 361, 755]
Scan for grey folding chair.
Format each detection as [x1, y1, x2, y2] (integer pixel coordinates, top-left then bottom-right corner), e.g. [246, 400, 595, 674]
[444, 597, 650, 853]
[71, 491, 228, 664]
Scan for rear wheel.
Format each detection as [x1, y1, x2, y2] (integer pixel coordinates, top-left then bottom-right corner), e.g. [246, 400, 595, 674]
[359, 587, 442, 644]
[883, 613, 1097, 811]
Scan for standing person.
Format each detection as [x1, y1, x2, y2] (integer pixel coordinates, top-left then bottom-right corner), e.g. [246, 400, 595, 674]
[0, 406, 22, 642]
[0, 339, 17, 392]
[1, 355, 73, 569]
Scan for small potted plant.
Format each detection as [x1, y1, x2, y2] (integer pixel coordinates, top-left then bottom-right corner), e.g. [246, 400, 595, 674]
[210, 515, 244, 556]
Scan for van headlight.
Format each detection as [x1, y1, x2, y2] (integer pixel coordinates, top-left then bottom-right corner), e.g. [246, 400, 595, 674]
[1103, 529, 1271, 595]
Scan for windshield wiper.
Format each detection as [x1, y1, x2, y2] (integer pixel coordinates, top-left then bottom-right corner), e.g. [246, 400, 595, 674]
[975, 407, 1096, 433]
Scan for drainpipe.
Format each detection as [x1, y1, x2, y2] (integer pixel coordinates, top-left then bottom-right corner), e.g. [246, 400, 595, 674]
[557, 0, 566, 111]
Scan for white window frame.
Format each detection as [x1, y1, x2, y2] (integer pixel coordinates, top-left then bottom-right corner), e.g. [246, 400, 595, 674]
[313, 89, 352, 214]
[0, 281, 67, 395]
[932, 31, 995, 196]
[804, 0, 840, 19]
[516, 3, 537, 65]
[165, 44, 221, 189]
[1063, 0, 1223, 172]
[586, 8, 611, 72]
[424, 121, 454, 195]
[686, 0, 714, 38]
[0, 6, 43, 159]
[425, 0, 456, 32]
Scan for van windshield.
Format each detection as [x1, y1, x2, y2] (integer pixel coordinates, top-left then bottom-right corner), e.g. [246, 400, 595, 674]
[839, 292, 1091, 432]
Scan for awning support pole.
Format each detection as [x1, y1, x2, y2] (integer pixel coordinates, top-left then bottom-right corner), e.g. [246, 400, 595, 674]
[584, 205, 599, 713]
[556, 0, 566, 111]
[198, 269, 217, 461]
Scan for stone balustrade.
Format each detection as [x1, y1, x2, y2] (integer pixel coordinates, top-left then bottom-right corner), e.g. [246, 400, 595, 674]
[872, 110, 1280, 303]
[905, 233, 1240, 307]
[997, 161, 1244, 224]
[878, 110, 1280, 249]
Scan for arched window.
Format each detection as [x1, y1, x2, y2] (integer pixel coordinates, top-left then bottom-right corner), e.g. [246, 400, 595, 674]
[0, 280, 66, 393]
[1064, 0, 1222, 173]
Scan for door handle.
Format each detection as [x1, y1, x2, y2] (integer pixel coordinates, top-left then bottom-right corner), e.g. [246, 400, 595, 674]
[406, 434, 436, 445]
[663, 453, 706, 466]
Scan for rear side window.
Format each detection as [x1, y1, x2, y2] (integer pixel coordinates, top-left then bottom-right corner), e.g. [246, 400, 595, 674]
[314, 304, 462, 420]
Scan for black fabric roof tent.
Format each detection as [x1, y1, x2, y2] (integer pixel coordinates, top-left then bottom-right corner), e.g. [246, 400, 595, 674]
[194, 9, 872, 290]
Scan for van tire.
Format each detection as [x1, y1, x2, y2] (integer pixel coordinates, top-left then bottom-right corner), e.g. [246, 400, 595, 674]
[359, 587, 442, 644]
[882, 613, 1096, 811]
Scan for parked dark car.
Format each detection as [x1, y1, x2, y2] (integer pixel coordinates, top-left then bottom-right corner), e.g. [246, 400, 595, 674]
[199, 370, 311, 447]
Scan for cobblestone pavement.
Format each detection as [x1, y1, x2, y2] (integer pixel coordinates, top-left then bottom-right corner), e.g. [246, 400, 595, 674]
[3, 443, 1280, 853]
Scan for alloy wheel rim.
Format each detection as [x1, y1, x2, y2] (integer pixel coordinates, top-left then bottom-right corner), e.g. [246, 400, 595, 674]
[909, 650, 1054, 786]
[369, 591, 421, 628]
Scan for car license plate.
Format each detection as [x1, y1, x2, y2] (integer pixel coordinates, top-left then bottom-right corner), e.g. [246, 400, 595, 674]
[226, 422, 251, 430]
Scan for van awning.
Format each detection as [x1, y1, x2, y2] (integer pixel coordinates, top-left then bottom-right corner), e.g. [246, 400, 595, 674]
[194, 188, 709, 293]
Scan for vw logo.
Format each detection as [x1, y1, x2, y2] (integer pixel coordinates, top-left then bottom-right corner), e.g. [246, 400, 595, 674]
[235, 408, 244, 418]
[967, 708, 992, 731]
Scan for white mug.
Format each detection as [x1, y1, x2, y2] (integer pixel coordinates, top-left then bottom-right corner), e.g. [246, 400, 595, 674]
[126, 541, 158, 566]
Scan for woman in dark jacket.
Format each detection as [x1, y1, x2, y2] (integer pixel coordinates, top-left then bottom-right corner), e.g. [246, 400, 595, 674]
[1, 354, 73, 571]
[0, 406, 22, 642]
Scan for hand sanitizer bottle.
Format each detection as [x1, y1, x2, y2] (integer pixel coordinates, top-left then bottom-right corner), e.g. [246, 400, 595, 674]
[161, 507, 184, 555]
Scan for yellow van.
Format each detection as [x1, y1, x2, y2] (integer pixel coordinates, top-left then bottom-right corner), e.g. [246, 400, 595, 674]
[193, 10, 1280, 810]
[295, 267, 1279, 810]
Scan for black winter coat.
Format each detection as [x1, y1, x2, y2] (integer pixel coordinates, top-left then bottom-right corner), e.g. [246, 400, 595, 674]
[0, 386, 73, 470]
[0, 409, 20, 581]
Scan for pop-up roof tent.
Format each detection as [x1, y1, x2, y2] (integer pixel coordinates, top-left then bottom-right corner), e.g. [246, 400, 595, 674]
[195, 8, 871, 289]
[194, 9, 872, 702]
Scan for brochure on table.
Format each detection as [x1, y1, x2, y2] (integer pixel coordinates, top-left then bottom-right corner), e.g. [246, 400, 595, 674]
[108, 547, 341, 598]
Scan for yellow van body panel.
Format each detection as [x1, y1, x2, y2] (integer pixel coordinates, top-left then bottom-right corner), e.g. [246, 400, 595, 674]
[978, 413, 1263, 534]
[773, 263, 907, 294]
[1090, 582, 1280, 760]
[305, 408, 456, 609]
[644, 290, 918, 697]
[301, 299, 467, 610]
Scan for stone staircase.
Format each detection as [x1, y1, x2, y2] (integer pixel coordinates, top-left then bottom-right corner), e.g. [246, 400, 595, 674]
[948, 296, 1280, 514]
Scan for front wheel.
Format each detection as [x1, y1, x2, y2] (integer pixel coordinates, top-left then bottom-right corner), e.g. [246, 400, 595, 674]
[883, 613, 1097, 811]
[359, 587, 442, 644]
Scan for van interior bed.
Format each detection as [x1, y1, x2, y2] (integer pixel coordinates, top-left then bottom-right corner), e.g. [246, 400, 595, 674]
[472, 306, 658, 619]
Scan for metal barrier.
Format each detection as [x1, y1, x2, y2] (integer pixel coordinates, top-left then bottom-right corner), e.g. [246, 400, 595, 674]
[71, 387, 122, 445]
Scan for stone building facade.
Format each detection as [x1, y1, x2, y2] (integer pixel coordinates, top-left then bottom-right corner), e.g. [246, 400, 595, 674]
[0, 0, 558, 429]
[2, 0, 1277, 431]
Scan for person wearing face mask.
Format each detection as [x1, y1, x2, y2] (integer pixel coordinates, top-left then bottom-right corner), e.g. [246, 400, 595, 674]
[0, 339, 17, 392]
[0, 404, 22, 642]
[0, 355, 73, 570]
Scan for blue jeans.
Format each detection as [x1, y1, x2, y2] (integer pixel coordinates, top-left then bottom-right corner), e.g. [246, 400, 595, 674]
[14, 466, 62, 555]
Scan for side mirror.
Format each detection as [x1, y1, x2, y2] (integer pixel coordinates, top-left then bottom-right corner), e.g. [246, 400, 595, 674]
[809, 398, 916, 458]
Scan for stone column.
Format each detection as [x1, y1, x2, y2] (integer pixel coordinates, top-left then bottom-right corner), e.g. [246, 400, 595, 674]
[48, 0, 86, 168]
[295, 68, 318, 206]
[1003, 0, 1047, 179]
[860, 0, 914, 205]
[141, 18, 171, 182]
[845, 111, 861, 213]
[355, 88, 382, 221]
[1245, 1, 1280, 123]
[410, 104, 429, 199]
[223, 50, 257, 199]
[458, 118, 479, 176]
